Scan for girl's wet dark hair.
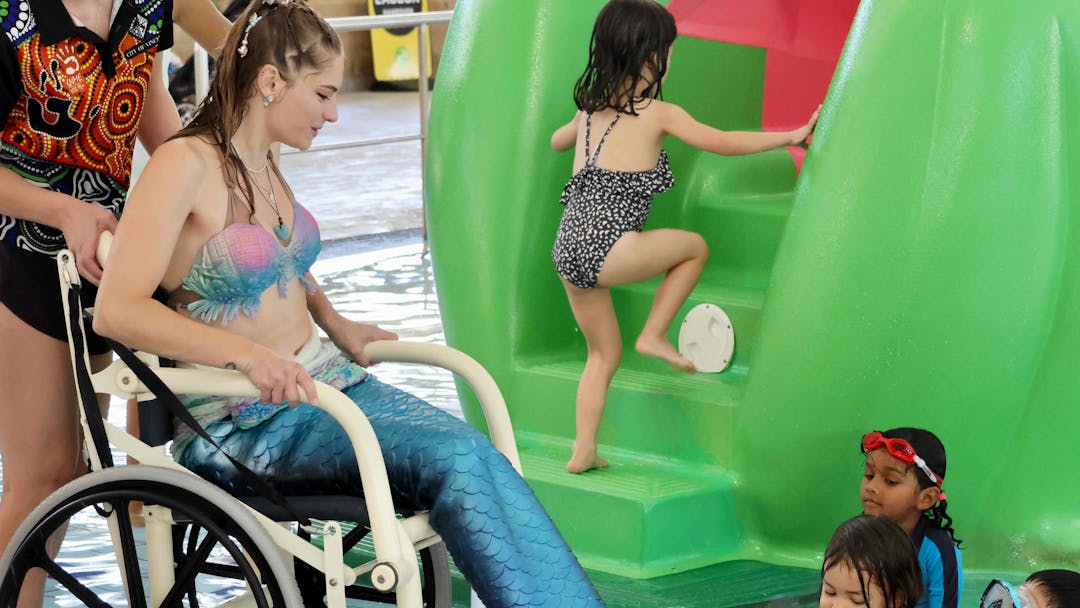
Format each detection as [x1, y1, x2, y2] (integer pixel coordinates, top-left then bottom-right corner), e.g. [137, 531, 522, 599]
[1025, 569, 1080, 608]
[877, 427, 963, 547]
[823, 515, 924, 608]
[573, 0, 677, 115]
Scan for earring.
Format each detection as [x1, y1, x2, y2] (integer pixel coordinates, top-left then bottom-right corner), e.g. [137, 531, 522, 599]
[263, 94, 275, 108]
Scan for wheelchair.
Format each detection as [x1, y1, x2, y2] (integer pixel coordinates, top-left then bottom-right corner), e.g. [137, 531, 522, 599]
[0, 238, 522, 607]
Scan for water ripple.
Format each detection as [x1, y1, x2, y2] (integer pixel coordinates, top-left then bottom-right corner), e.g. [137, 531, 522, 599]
[313, 243, 460, 417]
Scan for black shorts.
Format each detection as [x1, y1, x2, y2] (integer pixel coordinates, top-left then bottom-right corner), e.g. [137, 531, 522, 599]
[0, 242, 110, 355]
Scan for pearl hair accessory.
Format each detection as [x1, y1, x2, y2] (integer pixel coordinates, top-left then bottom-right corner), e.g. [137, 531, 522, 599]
[237, 0, 301, 58]
[237, 13, 261, 58]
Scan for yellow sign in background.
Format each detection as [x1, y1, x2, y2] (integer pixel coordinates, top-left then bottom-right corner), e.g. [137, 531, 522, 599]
[368, 0, 432, 81]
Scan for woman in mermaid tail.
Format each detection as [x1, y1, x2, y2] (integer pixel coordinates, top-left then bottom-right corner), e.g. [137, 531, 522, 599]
[93, 1, 604, 605]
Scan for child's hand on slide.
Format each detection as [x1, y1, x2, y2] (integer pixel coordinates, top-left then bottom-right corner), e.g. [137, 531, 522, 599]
[791, 105, 822, 148]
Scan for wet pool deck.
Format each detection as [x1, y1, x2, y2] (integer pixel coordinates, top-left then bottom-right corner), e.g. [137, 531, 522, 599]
[282, 91, 426, 241]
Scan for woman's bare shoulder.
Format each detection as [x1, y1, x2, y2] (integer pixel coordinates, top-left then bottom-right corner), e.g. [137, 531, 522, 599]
[149, 135, 226, 178]
[163, 135, 220, 161]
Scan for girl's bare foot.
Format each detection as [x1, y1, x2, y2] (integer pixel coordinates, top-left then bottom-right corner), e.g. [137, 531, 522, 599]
[567, 444, 610, 474]
[636, 334, 696, 373]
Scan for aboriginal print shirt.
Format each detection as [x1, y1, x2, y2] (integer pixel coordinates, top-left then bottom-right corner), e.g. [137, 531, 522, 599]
[0, 0, 173, 255]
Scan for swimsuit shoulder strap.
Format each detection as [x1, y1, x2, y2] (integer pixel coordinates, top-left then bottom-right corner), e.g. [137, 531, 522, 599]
[583, 113, 593, 161]
[586, 112, 621, 167]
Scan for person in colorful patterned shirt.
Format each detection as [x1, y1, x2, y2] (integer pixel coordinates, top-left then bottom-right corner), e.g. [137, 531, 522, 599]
[0, 0, 227, 603]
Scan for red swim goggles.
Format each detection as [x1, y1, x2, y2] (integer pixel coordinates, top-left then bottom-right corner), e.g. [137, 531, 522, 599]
[862, 431, 945, 489]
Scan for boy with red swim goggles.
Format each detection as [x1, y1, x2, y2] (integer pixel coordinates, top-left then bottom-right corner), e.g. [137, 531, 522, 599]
[860, 428, 963, 608]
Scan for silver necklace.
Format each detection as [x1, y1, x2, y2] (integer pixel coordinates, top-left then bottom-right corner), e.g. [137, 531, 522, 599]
[231, 143, 289, 239]
[230, 142, 269, 173]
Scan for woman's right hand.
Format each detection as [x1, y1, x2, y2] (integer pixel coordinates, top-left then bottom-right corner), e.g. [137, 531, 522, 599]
[59, 200, 118, 285]
[236, 344, 320, 408]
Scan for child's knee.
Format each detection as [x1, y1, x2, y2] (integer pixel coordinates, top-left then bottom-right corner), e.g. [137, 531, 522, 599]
[690, 232, 709, 260]
[586, 345, 622, 372]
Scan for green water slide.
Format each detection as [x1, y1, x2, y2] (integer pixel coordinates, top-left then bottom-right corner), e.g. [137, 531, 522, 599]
[426, 0, 1080, 579]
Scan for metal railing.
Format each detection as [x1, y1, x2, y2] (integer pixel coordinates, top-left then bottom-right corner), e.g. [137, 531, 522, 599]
[191, 10, 455, 240]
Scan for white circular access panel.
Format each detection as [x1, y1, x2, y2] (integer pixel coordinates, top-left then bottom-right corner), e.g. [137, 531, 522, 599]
[677, 303, 735, 373]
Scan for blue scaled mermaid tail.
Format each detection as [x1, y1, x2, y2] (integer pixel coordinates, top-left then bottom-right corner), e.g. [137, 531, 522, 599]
[176, 374, 605, 608]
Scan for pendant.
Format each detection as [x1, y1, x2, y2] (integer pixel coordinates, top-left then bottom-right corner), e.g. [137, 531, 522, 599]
[274, 221, 291, 240]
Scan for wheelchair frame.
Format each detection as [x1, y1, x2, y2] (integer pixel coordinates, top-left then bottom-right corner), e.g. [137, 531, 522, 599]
[1, 241, 521, 607]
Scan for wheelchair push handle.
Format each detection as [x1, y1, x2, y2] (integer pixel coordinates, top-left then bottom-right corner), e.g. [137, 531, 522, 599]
[96, 230, 113, 267]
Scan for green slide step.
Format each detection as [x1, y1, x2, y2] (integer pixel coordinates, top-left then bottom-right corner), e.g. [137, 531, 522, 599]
[518, 433, 741, 578]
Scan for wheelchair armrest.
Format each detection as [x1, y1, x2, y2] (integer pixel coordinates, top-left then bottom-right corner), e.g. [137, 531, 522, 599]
[363, 340, 522, 473]
[140, 367, 411, 572]
[96, 230, 521, 470]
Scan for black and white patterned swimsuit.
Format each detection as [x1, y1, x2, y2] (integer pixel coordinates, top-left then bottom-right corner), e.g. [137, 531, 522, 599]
[552, 113, 674, 288]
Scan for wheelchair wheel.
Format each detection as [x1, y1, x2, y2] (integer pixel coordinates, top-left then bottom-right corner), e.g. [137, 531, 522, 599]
[418, 542, 453, 608]
[0, 465, 301, 607]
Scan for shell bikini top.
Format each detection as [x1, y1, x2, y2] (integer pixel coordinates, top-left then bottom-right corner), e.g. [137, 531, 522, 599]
[168, 185, 322, 326]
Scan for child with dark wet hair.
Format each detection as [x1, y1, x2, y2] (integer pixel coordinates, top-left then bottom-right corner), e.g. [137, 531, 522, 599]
[821, 515, 924, 608]
[550, 0, 818, 473]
